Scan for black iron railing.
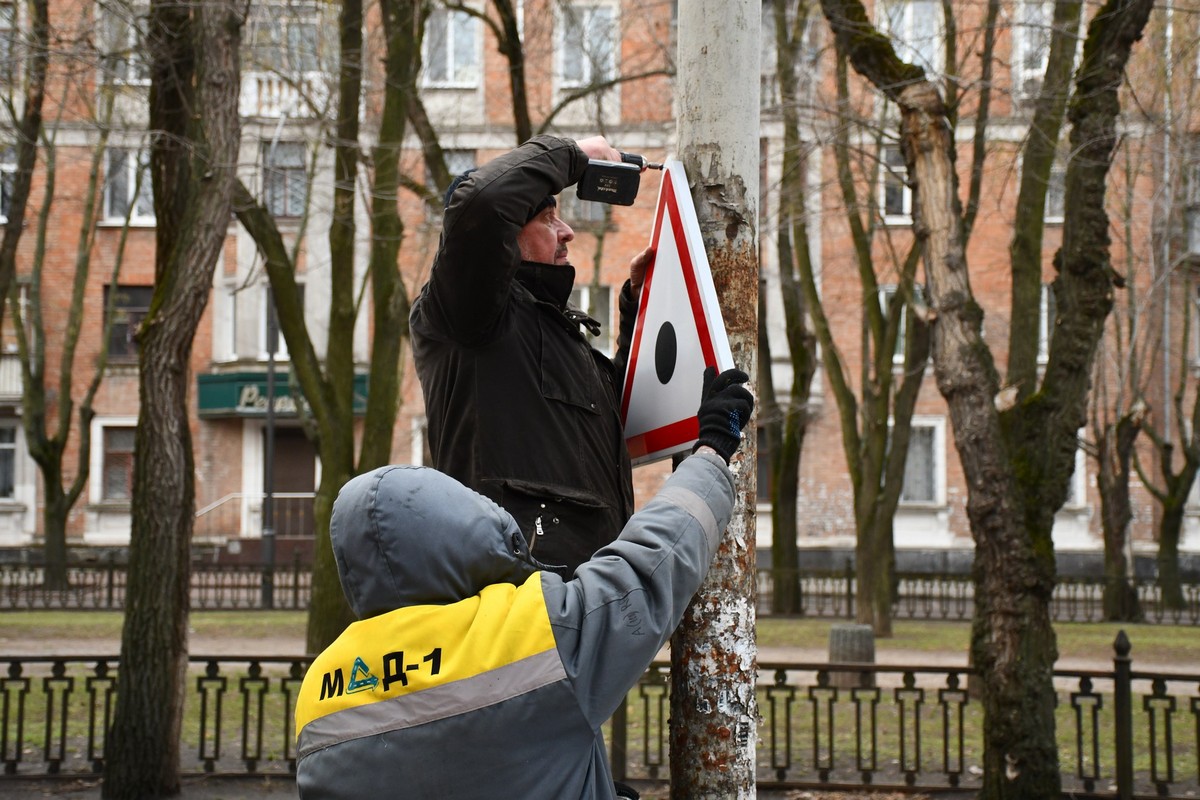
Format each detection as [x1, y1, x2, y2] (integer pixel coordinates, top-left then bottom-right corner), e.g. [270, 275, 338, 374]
[3, 562, 1200, 624]
[0, 635, 1197, 797]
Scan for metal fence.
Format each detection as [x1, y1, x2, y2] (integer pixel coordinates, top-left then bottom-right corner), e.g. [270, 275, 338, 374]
[0, 635, 1195, 797]
[4, 562, 1200, 623]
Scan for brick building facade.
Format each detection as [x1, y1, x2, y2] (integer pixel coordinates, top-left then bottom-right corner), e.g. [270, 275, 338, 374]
[0, 0, 1193, 572]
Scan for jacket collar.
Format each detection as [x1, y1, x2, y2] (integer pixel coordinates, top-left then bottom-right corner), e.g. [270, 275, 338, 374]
[516, 262, 603, 338]
[516, 261, 576, 309]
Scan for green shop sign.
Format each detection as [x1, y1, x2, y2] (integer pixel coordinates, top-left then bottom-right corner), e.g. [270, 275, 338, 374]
[197, 371, 369, 418]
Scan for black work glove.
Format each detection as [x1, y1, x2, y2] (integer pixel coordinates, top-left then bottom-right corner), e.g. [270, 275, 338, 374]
[693, 366, 754, 464]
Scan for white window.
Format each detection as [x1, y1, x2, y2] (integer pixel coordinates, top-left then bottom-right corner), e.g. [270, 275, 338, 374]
[0, 425, 15, 499]
[1014, 0, 1051, 100]
[1187, 159, 1200, 256]
[247, 2, 322, 74]
[411, 417, 431, 466]
[898, 417, 945, 506]
[878, 284, 906, 363]
[101, 425, 136, 501]
[1044, 161, 1065, 224]
[883, 0, 942, 74]
[559, 4, 616, 88]
[0, 2, 16, 85]
[262, 142, 307, 218]
[98, 0, 150, 84]
[569, 284, 612, 355]
[104, 148, 154, 223]
[422, 7, 480, 87]
[881, 144, 911, 223]
[0, 147, 15, 223]
[1038, 282, 1056, 363]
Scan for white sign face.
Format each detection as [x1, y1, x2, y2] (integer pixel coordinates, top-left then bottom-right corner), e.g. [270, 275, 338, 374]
[620, 160, 734, 466]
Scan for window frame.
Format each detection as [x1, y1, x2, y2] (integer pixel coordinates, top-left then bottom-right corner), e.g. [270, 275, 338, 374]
[421, 5, 481, 88]
[568, 283, 613, 356]
[104, 284, 154, 362]
[97, 422, 137, 502]
[1013, 0, 1052, 101]
[557, 2, 618, 89]
[262, 141, 309, 219]
[880, 144, 912, 224]
[881, 0, 943, 75]
[103, 147, 155, 225]
[896, 415, 946, 508]
[0, 423, 16, 500]
[99, 0, 151, 86]
[245, 1, 324, 76]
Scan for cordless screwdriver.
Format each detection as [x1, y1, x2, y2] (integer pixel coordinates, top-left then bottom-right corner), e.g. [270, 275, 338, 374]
[576, 152, 664, 206]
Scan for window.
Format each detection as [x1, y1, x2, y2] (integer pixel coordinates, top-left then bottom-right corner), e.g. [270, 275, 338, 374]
[881, 145, 911, 222]
[1187, 159, 1200, 256]
[0, 147, 15, 223]
[569, 284, 612, 354]
[263, 142, 307, 218]
[99, 0, 150, 84]
[560, 4, 616, 88]
[879, 284, 926, 364]
[0, 426, 14, 499]
[898, 418, 944, 505]
[261, 284, 303, 358]
[883, 0, 942, 74]
[0, 2, 16, 85]
[1038, 283, 1056, 363]
[104, 148, 154, 223]
[104, 284, 153, 360]
[1044, 161, 1065, 223]
[1014, 0, 1051, 100]
[247, 2, 321, 74]
[423, 7, 480, 87]
[102, 426, 136, 500]
[557, 190, 609, 226]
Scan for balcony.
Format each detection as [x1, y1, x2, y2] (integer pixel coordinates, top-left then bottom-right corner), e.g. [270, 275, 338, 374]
[239, 72, 329, 119]
[0, 353, 20, 402]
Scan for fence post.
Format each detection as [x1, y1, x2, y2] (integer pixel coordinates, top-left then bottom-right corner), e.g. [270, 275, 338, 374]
[844, 558, 854, 619]
[610, 695, 628, 781]
[1113, 629, 1132, 800]
[292, 550, 302, 610]
[105, 553, 116, 609]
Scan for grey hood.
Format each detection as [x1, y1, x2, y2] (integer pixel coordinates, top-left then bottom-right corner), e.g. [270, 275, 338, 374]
[330, 465, 542, 619]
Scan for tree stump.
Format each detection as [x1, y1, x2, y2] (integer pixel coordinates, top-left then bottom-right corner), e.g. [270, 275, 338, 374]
[828, 622, 875, 689]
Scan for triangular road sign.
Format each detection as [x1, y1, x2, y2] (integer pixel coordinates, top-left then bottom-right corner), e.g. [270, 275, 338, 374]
[620, 160, 734, 466]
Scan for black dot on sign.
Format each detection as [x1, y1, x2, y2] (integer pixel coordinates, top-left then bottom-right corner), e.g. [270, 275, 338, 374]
[655, 322, 677, 384]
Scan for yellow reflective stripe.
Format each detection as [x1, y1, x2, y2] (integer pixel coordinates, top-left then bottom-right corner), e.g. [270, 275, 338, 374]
[295, 572, 556, 734]
[297, 648, 566, 758]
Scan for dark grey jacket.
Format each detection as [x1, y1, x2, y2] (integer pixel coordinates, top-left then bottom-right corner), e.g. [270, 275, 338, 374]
[294, 453, 734, 800]
[410, 135, 636, 573]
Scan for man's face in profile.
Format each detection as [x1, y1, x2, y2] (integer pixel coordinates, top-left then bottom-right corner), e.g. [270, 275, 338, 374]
[517, 204, 574, 266]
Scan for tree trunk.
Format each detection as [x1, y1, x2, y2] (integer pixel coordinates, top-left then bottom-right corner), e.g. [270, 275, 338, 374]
[1157, 498, 1186, 609]
[669, 2, 759, 797]
[1096, 414, 1142, 621]
[766, 0, 819, 616]
[102, 0, 240, 795]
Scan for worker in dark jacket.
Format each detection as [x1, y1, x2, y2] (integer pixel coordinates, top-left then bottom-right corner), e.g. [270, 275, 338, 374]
[410, 134, 652, 574]
[295, 368, 754, 800]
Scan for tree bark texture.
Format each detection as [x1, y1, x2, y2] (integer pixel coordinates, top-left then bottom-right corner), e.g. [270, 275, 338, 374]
[669, 2, 759, 797]
[102, 0, 241, 796]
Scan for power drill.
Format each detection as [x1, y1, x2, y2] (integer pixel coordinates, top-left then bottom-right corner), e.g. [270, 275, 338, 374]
[576, 152, 664, 206]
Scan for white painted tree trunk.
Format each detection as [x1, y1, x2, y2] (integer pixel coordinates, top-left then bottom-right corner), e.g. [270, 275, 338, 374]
[670, 4, 760, 798]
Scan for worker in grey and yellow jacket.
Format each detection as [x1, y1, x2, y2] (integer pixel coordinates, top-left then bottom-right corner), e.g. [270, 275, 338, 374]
[294, 367, 754, 800]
